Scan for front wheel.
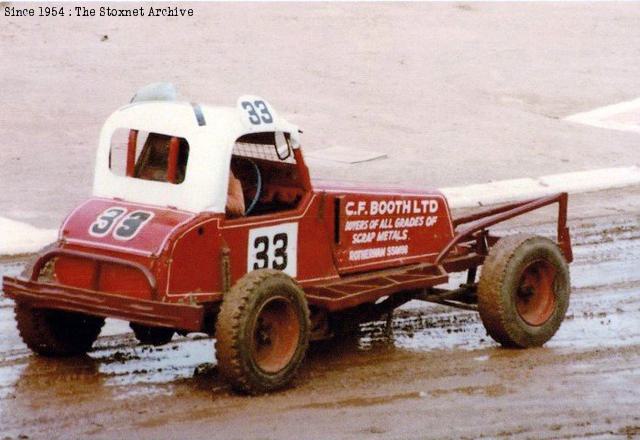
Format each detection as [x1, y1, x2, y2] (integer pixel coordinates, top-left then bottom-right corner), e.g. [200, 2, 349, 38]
[15, 303, 105, 356]
[215, 270, 310, 394]
[477, 234, 570, 348]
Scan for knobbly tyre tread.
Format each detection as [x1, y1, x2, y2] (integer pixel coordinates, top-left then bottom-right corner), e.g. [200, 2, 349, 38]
[477, 234, 570, 348]
[215, 269, 310, 394]
[15, 303, 105, 356]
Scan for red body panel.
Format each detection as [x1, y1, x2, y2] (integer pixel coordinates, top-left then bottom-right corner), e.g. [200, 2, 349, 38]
[55, 257, 152, 298]
[218, 193, 339, 287]
[329, 190, 453, 274]
[60, 198, 195, 257]
[50, 180, 456, 304]
[57, 198, 194, 300]
[165, 214, 223, 299]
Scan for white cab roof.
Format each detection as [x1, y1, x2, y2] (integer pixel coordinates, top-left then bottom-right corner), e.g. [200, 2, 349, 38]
[93, 97, 300, 213]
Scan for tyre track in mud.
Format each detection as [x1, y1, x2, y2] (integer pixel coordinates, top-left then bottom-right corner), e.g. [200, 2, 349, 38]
[0, 214, 639, 439]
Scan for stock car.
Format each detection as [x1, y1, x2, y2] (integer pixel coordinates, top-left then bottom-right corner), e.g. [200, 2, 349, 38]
[3, 87, 572, 393]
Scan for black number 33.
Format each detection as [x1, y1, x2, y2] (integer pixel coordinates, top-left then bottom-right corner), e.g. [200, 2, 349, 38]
[252, 233, 288, 270]
[89, 208, 153, 240]
[114, 211, 153, 240]
[241, 100, 273, 125]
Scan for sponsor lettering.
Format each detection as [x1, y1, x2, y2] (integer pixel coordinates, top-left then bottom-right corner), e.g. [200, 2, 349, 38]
[342, 197, 441, 262]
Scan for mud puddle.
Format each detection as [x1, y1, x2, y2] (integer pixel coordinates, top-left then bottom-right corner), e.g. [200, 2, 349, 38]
[361, 284, 639, 354]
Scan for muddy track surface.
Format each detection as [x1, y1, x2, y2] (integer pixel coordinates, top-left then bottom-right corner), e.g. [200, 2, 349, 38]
[1, 215, 639, 439]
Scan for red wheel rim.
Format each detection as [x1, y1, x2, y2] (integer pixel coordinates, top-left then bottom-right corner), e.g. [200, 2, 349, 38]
[250, 296, 300, 373]
[515, 259, 557, 326]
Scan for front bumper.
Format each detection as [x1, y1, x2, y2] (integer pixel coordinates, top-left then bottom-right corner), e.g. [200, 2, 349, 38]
[3, 276, 204, 332]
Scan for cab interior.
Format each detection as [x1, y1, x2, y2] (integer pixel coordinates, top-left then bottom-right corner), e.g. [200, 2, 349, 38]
[109, 128, 309, 217]
[230, 131, 308, 217]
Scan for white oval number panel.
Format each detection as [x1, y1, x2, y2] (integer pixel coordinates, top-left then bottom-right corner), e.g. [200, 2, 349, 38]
[247, 222, 298, 277]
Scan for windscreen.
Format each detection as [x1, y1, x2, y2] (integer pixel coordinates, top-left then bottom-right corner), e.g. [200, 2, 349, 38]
[232, 132, 294, 163]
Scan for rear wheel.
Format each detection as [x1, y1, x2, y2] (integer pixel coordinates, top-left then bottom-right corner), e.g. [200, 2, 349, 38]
[215, 270, 310, 394]
[15, 303, 105, 356]
[477, 234, 570, 348]
[130, 323, 174, 346]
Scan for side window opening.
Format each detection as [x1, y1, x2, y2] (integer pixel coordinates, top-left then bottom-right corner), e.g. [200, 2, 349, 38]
[230, 132, 304, 217]
[109, 128, 189, 184]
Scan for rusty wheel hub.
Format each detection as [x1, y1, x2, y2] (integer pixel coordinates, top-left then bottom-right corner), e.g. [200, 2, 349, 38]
[251, 296, 300, 373]
[515, 259, 557, 326]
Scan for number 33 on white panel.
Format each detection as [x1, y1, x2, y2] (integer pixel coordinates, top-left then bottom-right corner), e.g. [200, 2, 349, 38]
[247, 223, 298, 277]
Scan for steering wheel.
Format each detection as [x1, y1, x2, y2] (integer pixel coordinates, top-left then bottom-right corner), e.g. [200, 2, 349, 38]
[243, 158, 262, 216]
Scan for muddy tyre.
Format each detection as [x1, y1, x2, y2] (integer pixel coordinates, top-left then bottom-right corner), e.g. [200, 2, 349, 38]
[130, 323, 174, 346]
[15, 303, 105, 356]
[215, 270, 310, 394]
[477, 234, 570, 348]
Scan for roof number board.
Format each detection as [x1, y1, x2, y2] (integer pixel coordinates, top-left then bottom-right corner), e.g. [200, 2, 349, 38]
[241, 100, 273, 125]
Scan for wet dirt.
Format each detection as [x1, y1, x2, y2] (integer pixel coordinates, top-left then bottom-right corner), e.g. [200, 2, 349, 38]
[1, 213, 639, 439]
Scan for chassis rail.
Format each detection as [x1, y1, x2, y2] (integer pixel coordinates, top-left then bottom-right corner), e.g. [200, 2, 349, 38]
[437, 192, 572, 264]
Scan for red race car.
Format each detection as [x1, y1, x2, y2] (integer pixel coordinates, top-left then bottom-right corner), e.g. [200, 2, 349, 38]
[4, 88, 573, 394]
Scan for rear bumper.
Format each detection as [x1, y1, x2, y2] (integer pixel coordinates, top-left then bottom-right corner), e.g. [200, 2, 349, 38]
[3, 276, 204, 332]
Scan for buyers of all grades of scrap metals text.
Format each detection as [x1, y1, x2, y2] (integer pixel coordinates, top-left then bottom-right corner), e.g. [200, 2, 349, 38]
[4, 5, 194, 17]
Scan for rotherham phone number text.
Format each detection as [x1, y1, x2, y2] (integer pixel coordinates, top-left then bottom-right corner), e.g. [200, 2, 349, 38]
[4, 6, 195, 18]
